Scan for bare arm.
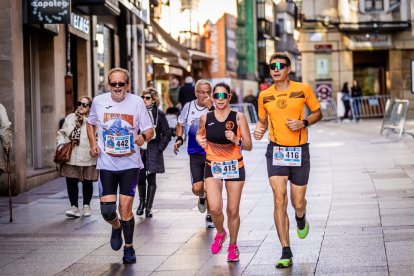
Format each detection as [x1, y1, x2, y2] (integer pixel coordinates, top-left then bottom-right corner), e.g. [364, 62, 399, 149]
[237, 113, 252, 151]
[87, 122, 100, 157]
[254, 116, 268, 140]
[286, 108, 323, 131]
[195, 114, 207, 148]
[173, 123, 184, 155]
[135, 127, 155, 146]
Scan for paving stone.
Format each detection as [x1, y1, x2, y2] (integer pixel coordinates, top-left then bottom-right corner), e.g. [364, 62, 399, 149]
[0, 119, 413, 274]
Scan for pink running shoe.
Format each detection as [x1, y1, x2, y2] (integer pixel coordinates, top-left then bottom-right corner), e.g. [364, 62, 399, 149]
[211, 230, 227, 254]
[227, 243, 239, 262]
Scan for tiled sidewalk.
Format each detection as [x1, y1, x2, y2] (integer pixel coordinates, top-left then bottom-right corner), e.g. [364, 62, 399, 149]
[0, 118, 414, 275]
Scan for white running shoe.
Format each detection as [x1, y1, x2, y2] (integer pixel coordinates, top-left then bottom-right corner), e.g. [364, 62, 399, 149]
[83, 205, 92, 217]
[198, 196, 207, 213]
[66, 206, 81, 218]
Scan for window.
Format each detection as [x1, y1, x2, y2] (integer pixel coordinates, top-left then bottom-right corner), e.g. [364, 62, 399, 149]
[364, 0, 384, 12]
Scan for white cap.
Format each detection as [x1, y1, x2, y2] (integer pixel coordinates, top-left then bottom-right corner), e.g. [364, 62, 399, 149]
[185, 76, 194, 83]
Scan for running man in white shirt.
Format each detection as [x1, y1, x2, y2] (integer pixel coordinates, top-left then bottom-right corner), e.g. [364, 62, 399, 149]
[173, 79, 215, 228]
[87, 68, 154, 264]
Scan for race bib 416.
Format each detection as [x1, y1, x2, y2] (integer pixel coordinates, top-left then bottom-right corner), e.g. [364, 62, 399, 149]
[272, 146, 301, 166]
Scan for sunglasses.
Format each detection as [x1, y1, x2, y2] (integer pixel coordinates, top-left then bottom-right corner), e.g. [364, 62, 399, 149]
[212, 92, 230, 100]
[141, 96, 152, 100]
[269, 62, 288, 71]
[109, 82, 127, 87]
[77, 101, 91, 108]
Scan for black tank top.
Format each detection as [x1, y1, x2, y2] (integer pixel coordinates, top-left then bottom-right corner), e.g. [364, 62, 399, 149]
[206, 111, 238, 144]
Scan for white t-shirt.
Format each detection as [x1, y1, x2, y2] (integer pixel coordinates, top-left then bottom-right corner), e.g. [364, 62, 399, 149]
[88, 92, 153, 171]
[178, 100, 209, 155]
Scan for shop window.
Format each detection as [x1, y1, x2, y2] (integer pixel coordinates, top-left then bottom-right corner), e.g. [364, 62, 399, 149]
[96, 24, 114, 94]
[361, 0, 386, 12]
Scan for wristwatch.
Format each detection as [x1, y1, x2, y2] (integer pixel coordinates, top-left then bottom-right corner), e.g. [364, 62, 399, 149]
[303, 119, 309, 128]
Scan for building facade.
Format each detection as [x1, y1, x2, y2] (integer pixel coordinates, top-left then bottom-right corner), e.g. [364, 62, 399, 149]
[0, 0, 151, 194]
[298, 0, 413, 102]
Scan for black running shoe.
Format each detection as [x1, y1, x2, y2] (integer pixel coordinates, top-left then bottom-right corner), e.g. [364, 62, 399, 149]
[110, 226, 123, 251]
[122, 246, 136, 264]
[205, 214, 215, 228]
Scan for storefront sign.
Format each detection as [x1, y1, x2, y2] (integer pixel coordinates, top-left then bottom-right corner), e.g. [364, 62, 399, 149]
[349, 34, 392, 49]
[71, 13, 89, 34]
[314, 44, 332, 52]
[119, 0, 149, 23]
[225, 15, 237, 73]
[316, 82, 332, 101]
[28, 0, 71, 24]
[210, 25, 219, 74]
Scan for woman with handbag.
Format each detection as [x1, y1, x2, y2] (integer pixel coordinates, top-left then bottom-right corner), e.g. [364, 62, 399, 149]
[56, 96, 98, 218]
[136, 88, 172, 218]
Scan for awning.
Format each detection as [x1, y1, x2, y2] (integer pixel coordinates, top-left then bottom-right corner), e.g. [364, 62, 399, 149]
[72, 0, 121, 16]
[147, 19, 190, 62]
[188, 49, 212, 61]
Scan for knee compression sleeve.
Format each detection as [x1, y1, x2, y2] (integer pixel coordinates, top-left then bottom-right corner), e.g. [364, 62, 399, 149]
[100, 202, 117, 221]
[121, 217, 135, 244]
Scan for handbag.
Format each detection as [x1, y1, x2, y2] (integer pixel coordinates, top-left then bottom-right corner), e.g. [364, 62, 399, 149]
[53, 142, 73, 164]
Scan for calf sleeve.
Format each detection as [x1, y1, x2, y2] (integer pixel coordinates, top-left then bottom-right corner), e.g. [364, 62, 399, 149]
[100, 202, 117, 221]
[121, 217, 135, 244]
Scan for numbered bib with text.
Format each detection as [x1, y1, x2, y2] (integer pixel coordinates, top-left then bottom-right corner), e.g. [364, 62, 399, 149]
[272, 146, 302, 166]
[105, 134, 132, 155]
[211, 160, 239, 179]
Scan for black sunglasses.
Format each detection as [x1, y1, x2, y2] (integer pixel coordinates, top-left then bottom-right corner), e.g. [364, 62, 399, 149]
[77, 101, 91, 108]
[141, 96, 152, 100]
[212, 92, 230, 100]
[109, 82, 127, 87]
[269, 62, 288, 71]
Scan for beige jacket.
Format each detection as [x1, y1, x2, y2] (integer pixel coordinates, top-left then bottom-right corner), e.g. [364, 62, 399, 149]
[0, 103, 12, 172]
[56, 113, 97, 166]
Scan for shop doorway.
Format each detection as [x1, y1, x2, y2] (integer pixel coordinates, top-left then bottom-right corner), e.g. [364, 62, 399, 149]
[353, 50, 388, 95]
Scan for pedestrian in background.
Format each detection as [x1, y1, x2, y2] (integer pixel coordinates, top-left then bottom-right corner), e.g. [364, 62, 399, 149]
[56, 96, 98, 218]
[351, 79, 362, 121]
[196, 82, 252, 262]
[87, 67, 154, 264]
[178, 76, 196, 108]
[166, 77, 181, 110]
[0, 103, 12, 177]
[174, 79, 216, 228]
[243, 89, 258, 120]
[340, 82, 351, 121]
[136, 88, 172, 218]
[229, 89, 239, 104]
[254, 52, 322, 268]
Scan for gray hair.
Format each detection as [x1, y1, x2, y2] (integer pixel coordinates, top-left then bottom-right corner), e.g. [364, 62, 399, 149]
[194, 79, 212, 93]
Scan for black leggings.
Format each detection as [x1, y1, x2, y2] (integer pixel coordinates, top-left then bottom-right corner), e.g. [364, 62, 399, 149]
[66, 177, 93, 207]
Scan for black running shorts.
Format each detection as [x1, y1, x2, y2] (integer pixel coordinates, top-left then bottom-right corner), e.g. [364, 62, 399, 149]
[98, 168, 140, 197]
[189, 154, 206, 184]
[265, 142, 310, 186]
[204, 163, 246, 182]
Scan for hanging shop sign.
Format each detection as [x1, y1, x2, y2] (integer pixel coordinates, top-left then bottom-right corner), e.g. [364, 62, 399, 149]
[28, 0, 71, 24]
[71, 12, 89, 34]
[349, 34, 392, 49]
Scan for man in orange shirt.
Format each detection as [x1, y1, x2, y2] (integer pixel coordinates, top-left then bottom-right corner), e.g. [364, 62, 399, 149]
[254, 52, 322, 268]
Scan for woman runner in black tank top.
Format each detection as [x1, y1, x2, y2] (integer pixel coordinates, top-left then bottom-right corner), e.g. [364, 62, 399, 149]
[196, 82, 252, 263]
